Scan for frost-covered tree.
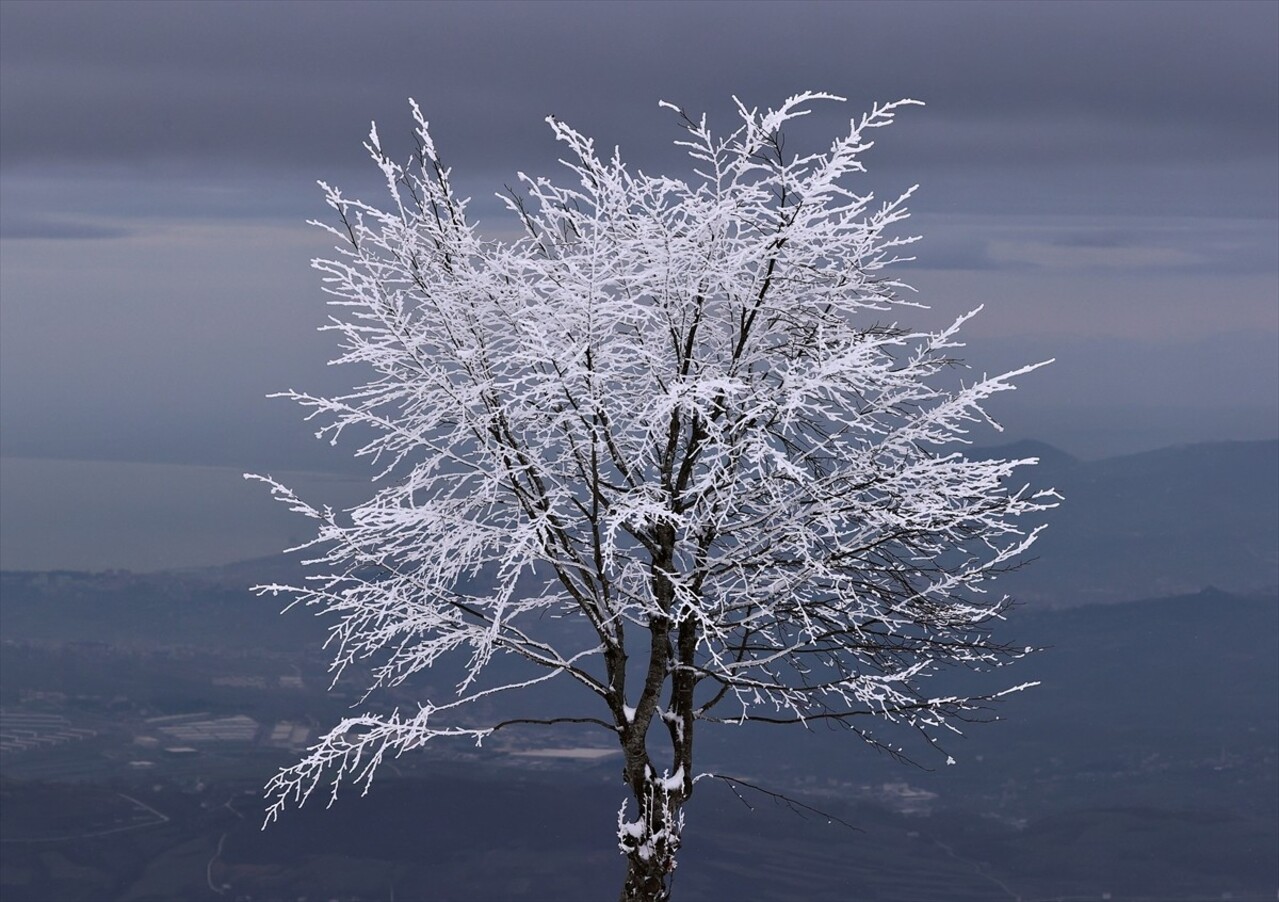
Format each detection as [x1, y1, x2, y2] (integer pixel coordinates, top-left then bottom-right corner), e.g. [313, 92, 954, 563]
[249, 92, 1056, 902]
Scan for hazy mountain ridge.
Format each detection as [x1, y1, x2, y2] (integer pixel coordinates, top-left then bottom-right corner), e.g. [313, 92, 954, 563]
[5, 438, 1275, 614]
[974, 437, 1279, 605]
[0, 569, 326, 651]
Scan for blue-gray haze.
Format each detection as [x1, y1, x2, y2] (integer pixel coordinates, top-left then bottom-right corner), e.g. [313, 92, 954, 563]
[0, 0, 1275, 571]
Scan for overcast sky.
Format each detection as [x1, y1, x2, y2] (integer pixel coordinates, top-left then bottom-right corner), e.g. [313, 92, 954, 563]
[1, 0, 1276, 568]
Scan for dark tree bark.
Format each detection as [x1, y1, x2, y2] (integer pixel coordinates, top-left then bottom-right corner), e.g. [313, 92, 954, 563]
[614, 522, 696, 902]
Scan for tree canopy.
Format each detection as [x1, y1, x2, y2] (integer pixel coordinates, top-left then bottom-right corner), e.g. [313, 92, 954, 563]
[249, 92, 1056, 901]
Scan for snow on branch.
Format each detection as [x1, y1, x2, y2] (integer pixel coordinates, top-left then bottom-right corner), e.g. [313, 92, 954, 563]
[250, 92, 1057, 839]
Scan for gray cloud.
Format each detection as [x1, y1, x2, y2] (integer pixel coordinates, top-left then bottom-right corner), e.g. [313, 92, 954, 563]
[2, 2, 1274, 192]
[0, 0, 1274, 478]
[0, 215, 132, 241]
[907, 213, 1279, 276]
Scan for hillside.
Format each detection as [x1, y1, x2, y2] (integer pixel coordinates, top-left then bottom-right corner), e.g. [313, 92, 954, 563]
[975, 438, 1278, 605]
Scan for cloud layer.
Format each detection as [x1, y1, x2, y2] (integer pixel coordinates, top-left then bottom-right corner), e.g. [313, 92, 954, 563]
[1, 0, 1275, 480]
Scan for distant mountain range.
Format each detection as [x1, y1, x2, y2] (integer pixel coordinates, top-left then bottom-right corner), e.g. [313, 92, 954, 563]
[972, 438, 1278, 606]
[2, 438, 1275, 620]
[203, 436, 1279, 609]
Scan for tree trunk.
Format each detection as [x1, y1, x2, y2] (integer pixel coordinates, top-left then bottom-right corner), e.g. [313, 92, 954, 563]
[617, 775, 683, 902]
[620, 851, 674, 902]
[616, 523, 692, 901]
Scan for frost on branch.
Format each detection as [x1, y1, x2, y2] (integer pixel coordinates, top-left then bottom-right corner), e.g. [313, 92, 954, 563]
[248, 92, 1056, 894]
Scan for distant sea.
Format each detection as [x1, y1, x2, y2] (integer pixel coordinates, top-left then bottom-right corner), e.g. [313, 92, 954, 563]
[0, 457, 368, 572]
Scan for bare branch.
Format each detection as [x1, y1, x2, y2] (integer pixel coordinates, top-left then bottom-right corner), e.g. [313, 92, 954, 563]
[250, 91, 1055, 900]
